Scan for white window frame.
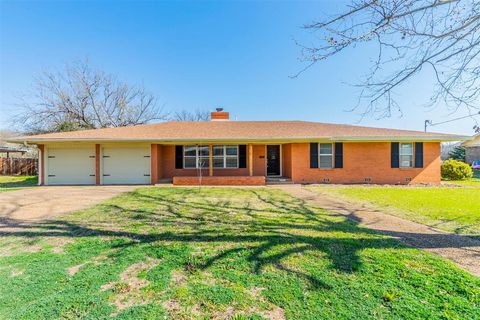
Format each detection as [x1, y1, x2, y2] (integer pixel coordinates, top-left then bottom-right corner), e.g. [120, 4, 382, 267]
[318, 143, 333, 169]
[183, 145, 209, 169]
[212, 145, 239, 169]
[399, 142, 414, 168]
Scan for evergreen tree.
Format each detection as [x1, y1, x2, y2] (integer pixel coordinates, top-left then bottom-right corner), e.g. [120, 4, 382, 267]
[448, 146, 466, 162]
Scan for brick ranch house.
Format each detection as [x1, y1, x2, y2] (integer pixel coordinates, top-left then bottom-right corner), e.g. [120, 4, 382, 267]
[9, 109, 467, 186]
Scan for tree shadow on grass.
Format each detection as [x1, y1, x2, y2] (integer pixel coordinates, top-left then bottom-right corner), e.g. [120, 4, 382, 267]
[0, 187, 477, 288]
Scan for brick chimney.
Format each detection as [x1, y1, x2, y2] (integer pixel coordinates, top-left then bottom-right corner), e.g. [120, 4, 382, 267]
[211, 108, 229, 121]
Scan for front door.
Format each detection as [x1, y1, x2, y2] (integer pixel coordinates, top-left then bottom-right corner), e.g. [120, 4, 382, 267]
[266, 145, 281, 176]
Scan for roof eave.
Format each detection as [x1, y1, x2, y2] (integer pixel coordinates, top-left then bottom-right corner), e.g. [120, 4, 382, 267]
[7, 135, 469, 144]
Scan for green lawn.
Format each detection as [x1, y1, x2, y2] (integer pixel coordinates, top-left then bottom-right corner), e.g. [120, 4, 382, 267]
[0, 187, 478, 319]
[443, 170, 480, 187]
[0, 175, 37, 192]
[309, 185, 480, 235]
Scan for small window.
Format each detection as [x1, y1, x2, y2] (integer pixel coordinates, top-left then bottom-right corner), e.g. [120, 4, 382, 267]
[183, 145, 209, 169]
[319, 143, 333, 169]
[213, 145, 238, 168]
[399, 143, 413, 168]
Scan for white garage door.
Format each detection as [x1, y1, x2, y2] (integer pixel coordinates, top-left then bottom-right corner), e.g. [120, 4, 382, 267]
[47, 147, 96, 185]
[102, 147, 151, 184]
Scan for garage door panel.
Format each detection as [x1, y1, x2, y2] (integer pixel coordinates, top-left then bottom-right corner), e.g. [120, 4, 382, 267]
[102, 147, 150, 185]
[47, 148, 96, 185]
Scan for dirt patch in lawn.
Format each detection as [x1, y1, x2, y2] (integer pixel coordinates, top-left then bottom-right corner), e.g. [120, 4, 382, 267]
[101, 258, 160, 315]
[67, 250, 113, 276]
[50, 238, 75, 254]
[67, 264, 84, 276]
[261, 307, 286, 320]
[10, 269, 24, 277]
[170, 269, 187, 286]
[163, 299, 182, 313]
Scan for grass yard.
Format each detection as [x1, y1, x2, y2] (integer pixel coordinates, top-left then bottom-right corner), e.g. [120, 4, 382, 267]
[309, 185, 480, 235]
[0, 175, 37, 191]
[443, 170, 480, 187]
[0, 187, 478, 319]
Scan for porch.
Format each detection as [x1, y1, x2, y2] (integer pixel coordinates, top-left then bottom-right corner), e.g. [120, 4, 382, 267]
[151, 143, 293, 186]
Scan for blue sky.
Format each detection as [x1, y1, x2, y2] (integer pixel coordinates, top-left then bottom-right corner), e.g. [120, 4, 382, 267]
[0, 0, 477, 135]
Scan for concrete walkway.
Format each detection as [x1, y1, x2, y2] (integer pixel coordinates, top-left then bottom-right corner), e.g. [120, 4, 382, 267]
[0, 186, 137, 221]
[274, 185, 480, 277]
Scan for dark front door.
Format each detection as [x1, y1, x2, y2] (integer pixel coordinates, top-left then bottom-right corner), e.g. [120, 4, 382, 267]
[266, 145, 281, 176]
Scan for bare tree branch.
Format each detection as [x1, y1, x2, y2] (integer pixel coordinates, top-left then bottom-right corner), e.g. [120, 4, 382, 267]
[14, 59, 168, 134]
[171, 109, 211, 121]
[298, 0, 480, 119]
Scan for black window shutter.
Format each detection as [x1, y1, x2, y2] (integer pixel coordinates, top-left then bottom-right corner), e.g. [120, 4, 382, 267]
[175, 145, 183, 169]
[334, 143, 343, 168]
[391, 142, 400, 168]
[310, 143, 319, 168]
[238, 145, 247, 168]
[415, 142, 424, 168]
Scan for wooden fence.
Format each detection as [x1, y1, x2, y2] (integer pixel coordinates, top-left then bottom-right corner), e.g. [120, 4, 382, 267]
[0, 158, 38, 176]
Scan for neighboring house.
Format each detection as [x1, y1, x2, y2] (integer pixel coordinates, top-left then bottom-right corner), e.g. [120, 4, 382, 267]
[0, 130, 37, 158]
[462, 134, 480, 164]
[0, 146, 27, 158]
[8, 109, 468, 186]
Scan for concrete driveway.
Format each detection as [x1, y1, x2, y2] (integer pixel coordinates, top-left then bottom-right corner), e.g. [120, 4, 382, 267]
[0, 186, 138, 221]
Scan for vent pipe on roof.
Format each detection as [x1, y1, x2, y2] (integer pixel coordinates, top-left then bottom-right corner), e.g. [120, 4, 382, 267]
[211, 108, 229, 121]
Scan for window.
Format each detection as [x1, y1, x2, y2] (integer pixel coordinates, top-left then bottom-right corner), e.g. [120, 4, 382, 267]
[399, 143, 413, 168]
[319, 143, 333, 169]
[183, 145, 209, 169]
[213, 145, 238, 168]
[183, 145, 238, 169]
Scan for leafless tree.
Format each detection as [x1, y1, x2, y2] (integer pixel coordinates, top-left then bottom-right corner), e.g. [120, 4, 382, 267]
[298, 0, 480, 118]
[172, 109, 211, 121]
[15, 60, 167, 133]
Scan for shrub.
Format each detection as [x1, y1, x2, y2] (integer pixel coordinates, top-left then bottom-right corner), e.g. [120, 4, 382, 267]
[441, 159, 473, 180]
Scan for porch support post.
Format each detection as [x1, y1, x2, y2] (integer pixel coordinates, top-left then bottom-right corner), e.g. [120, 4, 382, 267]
[95, 144, 101, 185]
[209, 144, 213, 176]
[38, 144, 45, 186]
[248, 144, 253, 176]
[150, 144, 159, 185]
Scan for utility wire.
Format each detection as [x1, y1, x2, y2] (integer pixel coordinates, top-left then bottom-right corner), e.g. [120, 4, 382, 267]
[425, 111, 480, 132]
[429, 111, 480, 127]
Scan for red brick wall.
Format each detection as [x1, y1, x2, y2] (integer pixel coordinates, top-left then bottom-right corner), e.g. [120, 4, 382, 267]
[252, 145, 266, 176]
[157, 144, 163, 181]
[290, 142, 440, 185]
[156, 142, 440, 185]
[282, 144, 292, 178]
